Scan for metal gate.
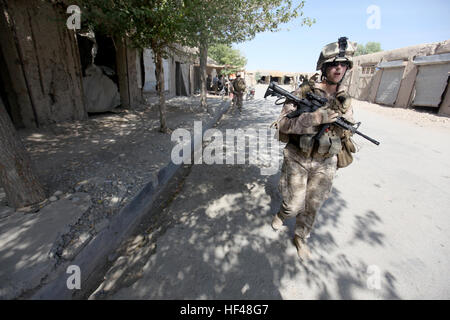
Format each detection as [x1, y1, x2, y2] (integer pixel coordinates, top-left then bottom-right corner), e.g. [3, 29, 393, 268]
[412, 53, 450, 107]
[412, 63, 450, 107]
[375, 63, 405, 106]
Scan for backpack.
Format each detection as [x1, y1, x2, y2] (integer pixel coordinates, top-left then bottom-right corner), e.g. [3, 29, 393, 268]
[233, 78, 246, 92]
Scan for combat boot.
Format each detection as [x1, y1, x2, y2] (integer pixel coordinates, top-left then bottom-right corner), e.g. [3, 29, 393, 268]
[293, 235, 311, 261]
[271, 212, 285, 230]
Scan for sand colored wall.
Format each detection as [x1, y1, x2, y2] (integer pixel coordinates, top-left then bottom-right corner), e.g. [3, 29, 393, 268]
[350, 40, 450, 113]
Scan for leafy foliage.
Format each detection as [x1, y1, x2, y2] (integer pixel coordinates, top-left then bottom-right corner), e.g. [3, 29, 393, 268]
[180, 0, 314, 47]
[75, 0, 315, 113]
[77, 0, 189, 132]
[255, 72, 262, 82]
[78, 0, 186, 55]
[209, 44, 247, 75]
[178, 0, 314, 108]
[355, 42, 383, 56]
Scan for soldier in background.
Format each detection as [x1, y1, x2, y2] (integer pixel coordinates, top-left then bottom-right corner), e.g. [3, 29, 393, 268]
[231, 72, 246, 113]
[213, 74, 219, 94]
[206, 74, 212, 92]
[271, 37, 357, 260]
[296, 75, 305, 90]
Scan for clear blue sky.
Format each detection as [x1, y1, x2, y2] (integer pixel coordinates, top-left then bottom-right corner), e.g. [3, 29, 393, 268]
[233, 0, 450, 72]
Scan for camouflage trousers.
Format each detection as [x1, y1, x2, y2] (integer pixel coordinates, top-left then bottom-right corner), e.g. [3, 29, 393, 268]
[278, 143, 337, 241]
[232, 92, 244, 110]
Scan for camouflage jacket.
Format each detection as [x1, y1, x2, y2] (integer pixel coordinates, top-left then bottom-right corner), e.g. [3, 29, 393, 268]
[276, 78, 355, 158]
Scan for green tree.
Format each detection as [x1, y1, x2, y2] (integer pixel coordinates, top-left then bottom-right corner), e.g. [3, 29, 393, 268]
[0, 97, 46, 210]
[79, 0, 186, 133]
[255, 72, 262, 82]
[355, 42, 382, 56]
[209, 44, 247, 75]
[366, 42, 382, 54]
[78, 1, 314, 120]
[181, 0, 314, 110]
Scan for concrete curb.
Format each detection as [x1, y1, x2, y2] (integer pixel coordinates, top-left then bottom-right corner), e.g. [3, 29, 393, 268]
[30, 100, 231, 299]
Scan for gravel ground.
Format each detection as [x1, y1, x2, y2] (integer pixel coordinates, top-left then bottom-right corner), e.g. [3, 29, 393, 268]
[87, 84, 450, 300]
[3, 87, 448, 269]
[10, 94, 229, 265]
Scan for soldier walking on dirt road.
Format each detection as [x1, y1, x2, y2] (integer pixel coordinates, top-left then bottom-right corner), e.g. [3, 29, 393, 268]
[271, 37, 358, 261]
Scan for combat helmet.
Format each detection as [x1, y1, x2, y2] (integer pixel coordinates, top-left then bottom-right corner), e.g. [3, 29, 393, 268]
[316, 37, 357, 72]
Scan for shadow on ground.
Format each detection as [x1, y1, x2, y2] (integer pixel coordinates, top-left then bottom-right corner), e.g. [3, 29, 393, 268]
[89, 97, 400, 300]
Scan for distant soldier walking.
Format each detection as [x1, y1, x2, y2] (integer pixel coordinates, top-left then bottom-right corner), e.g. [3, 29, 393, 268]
[231, 72, 246, 113]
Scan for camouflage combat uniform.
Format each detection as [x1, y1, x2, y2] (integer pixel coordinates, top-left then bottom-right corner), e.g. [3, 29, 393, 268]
[277, 80, 355, 241]
[272, 38, 358, 255]
[232, 76, 246, 111]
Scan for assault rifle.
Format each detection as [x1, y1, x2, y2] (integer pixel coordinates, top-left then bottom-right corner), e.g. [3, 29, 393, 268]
[264, 82, 380, 145]
[264, 82, 327, 115]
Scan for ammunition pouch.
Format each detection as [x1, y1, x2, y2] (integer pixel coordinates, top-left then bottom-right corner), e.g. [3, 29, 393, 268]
[337, 136, 356, 168]
[316, 131, 342, 158]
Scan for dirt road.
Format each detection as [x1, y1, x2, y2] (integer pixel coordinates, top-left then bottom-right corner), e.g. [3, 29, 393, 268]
[89, 85, 450, 299]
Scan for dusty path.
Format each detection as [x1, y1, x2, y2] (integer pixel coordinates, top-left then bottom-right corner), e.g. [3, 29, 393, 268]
[89, 85, 450, 300]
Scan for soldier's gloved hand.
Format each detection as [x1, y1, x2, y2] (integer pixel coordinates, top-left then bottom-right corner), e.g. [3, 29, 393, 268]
[322, 109, 339, 124]
[311, 108, 339, 125]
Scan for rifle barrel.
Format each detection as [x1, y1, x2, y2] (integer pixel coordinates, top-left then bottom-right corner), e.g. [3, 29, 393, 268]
[354, 130, 380, 145]
[267, 82, 380, 146]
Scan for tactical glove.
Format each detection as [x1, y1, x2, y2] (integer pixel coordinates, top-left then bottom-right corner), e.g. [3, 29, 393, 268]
[311, 108, 339, 126]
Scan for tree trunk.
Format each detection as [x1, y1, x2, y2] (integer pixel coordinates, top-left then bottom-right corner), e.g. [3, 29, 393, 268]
[0, 96, 46, 210]
[154, 50, 168, 133]
[199, 42, 209, 112]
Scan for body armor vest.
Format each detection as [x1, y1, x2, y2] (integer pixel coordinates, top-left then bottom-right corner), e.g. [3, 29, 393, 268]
[289, 82, 352, 159]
